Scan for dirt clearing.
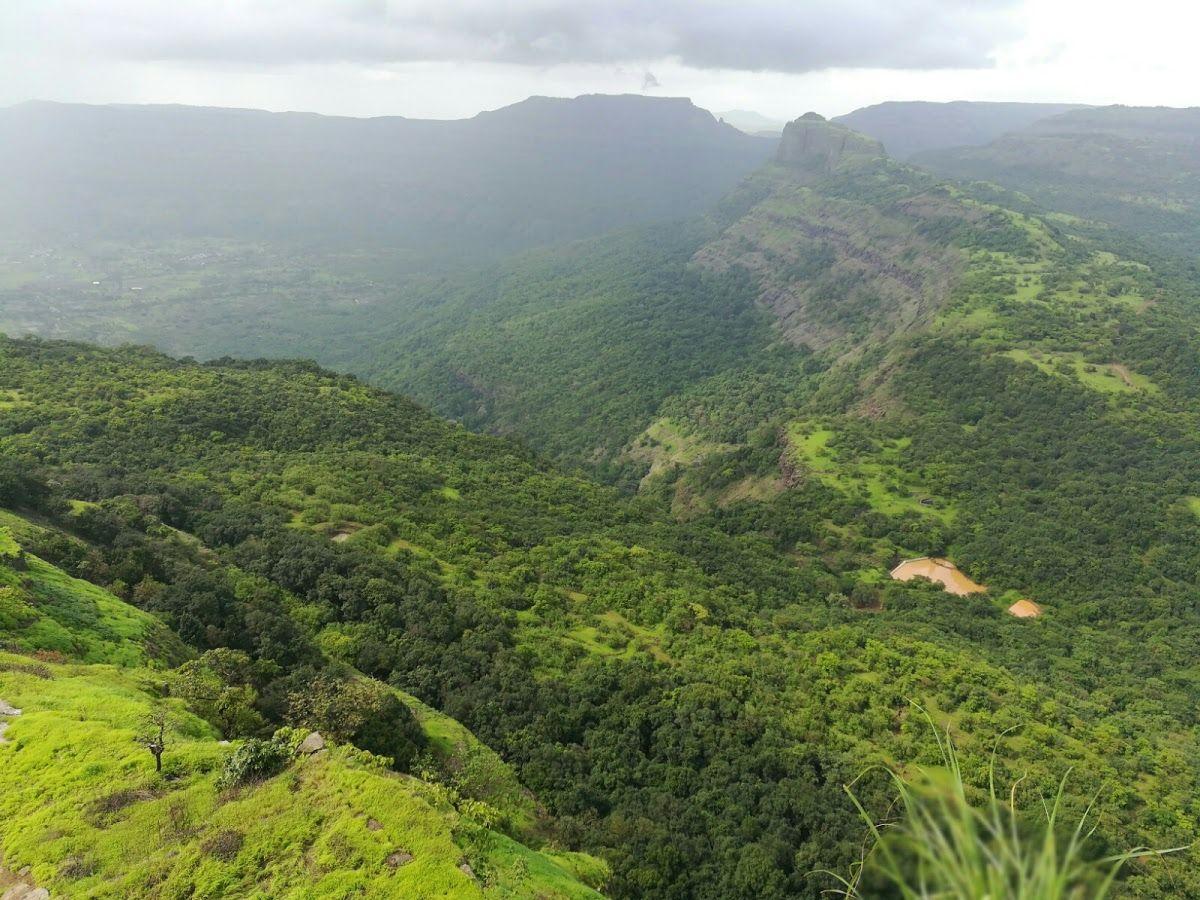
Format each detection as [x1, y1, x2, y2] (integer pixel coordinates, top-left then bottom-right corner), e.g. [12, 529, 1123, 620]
[889, 557, 986, 596]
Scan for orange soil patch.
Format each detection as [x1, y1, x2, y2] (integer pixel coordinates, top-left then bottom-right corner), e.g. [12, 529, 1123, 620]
[1007, 599, 1043, 618]
[889, 557, 986, 596]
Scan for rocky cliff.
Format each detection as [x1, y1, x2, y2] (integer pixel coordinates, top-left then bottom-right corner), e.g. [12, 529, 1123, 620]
[775, 112, 884, 173]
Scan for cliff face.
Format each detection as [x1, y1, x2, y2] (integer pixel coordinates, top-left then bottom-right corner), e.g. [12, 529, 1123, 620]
[775, 112, 884, 172]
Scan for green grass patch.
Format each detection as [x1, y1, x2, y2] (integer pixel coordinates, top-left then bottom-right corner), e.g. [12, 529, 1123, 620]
[0, 532, 185, 667]
[0, 657, 603, 898]
[1001, 349, 1158, 395]
[629, 418, 735, 483]
[786, 422, 952, 521]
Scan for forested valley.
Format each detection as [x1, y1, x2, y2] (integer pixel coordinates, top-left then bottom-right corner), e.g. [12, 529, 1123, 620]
[2, 98, 1200, 898]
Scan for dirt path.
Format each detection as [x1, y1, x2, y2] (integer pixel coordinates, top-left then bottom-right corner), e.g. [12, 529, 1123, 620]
[1110, 363, 1135, 387]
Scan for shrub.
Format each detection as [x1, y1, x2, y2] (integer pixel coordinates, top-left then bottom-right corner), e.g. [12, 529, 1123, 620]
[201, 829, 245, 861]
[287, 673, 425, 771]
[218, 737, 292, 789]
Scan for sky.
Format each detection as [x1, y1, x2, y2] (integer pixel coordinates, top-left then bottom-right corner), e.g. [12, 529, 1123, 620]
[0, 0, 1197, 121]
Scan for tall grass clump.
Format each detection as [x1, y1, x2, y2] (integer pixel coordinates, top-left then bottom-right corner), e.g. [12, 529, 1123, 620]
[827, 709, 1186, 899]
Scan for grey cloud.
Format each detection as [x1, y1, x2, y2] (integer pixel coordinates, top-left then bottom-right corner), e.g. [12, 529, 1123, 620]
[4, 1, 1022, 74]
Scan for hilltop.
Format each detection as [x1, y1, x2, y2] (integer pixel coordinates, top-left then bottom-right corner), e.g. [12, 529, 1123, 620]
[0, 95, 772, 257]
[0, 512, 605, 898]
[833, 100, 1088, 159]
[917, 105, 1200, 256]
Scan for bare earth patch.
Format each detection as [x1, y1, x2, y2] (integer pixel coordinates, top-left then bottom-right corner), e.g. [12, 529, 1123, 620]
[889, 557, 986, 596]
[1007, 599, 1043, 618]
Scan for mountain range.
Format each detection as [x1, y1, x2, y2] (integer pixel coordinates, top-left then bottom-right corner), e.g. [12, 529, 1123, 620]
[3, 94, 1200, 897]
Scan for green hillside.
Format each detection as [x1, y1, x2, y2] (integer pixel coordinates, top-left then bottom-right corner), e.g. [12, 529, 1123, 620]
[0, 513, 606, 898]
[2, 108, 1200, 897]
[916, 105, 1200, 258]
[1, 334, 1197, 896]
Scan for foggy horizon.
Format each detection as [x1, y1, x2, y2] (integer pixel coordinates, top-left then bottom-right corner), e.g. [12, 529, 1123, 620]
[2, 1, 1197, 121]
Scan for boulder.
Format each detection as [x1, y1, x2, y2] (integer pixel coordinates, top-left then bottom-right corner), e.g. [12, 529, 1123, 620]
[296, 731, 326, 755]
[0, 700, 22, 716]
[2, 886, 49, 900]
[384, 850, 413, 868]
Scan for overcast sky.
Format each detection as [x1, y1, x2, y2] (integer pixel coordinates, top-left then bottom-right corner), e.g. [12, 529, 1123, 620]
[0, 0, 1196, 120]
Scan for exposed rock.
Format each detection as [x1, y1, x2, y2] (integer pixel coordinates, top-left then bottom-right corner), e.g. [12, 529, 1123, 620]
[458, 862, 477, 881]
[0, 722, 8, 743]
[0, 701, 22, 716]
[385, 850, 413, 869]
[296, 731, 325, 755]
[0, 874, 49, 900]
[776, 116, 883, 173]
[692, 178, 968, 352]
[366, 818, 382, 832]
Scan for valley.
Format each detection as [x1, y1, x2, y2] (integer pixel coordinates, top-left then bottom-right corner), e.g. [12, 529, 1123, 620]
[2, 93, 1200, 897]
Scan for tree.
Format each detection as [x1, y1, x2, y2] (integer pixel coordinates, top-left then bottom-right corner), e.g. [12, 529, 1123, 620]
[172, 649, 266, 738]
[139, 705, 171, 773]
[287, 672, 425, 771]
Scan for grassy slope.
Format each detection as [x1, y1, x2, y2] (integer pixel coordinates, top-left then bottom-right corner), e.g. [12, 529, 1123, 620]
[0, 524, 185, 667]
[2, 338, 1198, 893]
[0, 519, 604, 899]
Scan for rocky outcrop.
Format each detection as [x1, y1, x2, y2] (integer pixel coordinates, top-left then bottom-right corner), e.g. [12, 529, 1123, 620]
[775, 113, 884, 173]
[0, 700, 20, 745]
[296, 732, 326, 755]
[0, 864, 48, 900]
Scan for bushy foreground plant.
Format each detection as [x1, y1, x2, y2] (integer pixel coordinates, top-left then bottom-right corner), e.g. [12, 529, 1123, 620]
[828, 711, 1187, 899]
[218, 734, 293, 789]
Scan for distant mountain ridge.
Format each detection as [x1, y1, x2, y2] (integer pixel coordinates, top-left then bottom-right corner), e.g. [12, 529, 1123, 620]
[916, 104, 1200, 255]
[834, 100, 1088, 159]
[0, 94, 774, 257]
[716, 109, 788, 136]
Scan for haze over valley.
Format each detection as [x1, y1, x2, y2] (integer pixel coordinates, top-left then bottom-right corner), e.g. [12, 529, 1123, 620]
[3, 3, 1200, 898]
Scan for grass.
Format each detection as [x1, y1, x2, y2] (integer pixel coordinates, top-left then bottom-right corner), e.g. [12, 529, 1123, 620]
[562, 611, 671, 664]
[0, 389, 30, 410]
[828, 710, 1186, 899]
[0, 515, 606, 899]
[0, 531, 185, 667]
[397, 691, 540, 837]
[0, 657, 603, 898]
[628, 418, 734, 482]
[786, 422, 952, 521]
[1001, 350, 1158, 395]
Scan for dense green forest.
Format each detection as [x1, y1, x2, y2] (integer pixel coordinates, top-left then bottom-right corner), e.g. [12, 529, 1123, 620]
[3, 104, 1200, 897]
[1, 335, 1197, 896]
